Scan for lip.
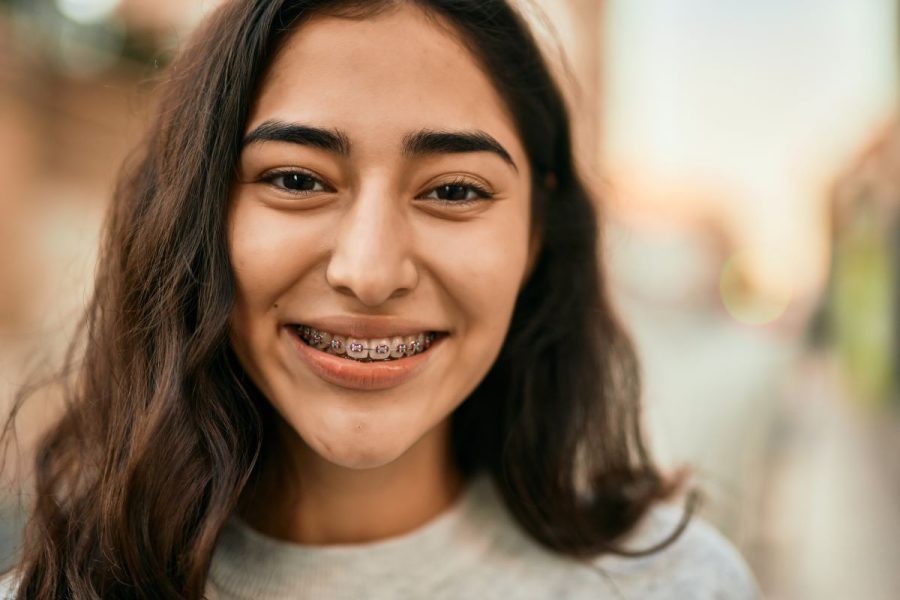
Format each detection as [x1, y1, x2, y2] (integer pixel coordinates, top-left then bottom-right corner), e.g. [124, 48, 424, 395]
[286, 326, 442, 391]
[289, 315, 447, 339]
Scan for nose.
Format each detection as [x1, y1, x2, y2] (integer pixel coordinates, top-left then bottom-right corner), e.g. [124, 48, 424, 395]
[325, 188, 418, 307]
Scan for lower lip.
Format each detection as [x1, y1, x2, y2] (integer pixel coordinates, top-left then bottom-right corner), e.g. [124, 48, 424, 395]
[287, 327, 442, 391]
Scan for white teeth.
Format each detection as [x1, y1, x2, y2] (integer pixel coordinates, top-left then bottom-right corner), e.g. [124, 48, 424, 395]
[346, 337, 368, 360]
[368, 338, 392, 360]
[389, 336, 406, 358]
[297, 326, 437, 362]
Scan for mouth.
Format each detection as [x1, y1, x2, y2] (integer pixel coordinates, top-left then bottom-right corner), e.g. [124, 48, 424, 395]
[290, 324, 447, 363]
[286, 323, 447, 391]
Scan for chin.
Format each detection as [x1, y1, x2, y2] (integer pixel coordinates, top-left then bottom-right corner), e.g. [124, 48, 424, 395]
[314, 439, 411, 471]
[303, 422, 417, 471]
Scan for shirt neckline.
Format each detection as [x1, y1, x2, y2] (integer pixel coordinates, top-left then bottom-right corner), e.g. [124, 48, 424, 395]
[209, 471, 502, 595]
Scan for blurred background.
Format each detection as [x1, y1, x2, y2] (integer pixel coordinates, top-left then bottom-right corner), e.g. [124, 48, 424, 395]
[0, 0, 897, 597]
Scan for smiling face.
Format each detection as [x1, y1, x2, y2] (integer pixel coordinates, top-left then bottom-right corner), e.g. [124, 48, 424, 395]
[228, 4, 534, 471]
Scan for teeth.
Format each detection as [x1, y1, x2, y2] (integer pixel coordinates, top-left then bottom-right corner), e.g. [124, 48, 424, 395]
[369, 338, 392, 360]
[314, 330, 332, 350]
[297, 326, 437, 362]
[403, 335, 417, 357]
[389, 336, 406, 358]
[346, 337, 368, 360]
[329, 335, 346, 355]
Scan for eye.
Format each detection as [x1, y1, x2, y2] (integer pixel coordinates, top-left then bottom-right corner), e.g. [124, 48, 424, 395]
[262, 170, 331, 194]
[420, 181, 494, 204]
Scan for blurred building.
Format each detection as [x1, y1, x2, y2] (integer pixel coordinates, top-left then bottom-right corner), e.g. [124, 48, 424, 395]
[823, 120, 900, 408]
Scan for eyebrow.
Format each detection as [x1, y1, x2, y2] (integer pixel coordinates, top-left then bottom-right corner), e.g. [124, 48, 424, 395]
[242, 120, 351, 155]
[402, 130, 518, 172]
[242, 121, 517, 172]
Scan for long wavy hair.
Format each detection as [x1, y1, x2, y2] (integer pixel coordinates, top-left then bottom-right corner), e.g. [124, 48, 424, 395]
[5, 0, 693, 597]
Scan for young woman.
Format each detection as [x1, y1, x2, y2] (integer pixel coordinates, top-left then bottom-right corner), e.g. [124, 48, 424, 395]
[3, 0, 759, 598]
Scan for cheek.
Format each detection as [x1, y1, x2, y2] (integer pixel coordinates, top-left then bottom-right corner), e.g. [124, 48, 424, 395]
[227, 198, 324, 381]
[229, 191, 344, 330]
[448, 244, 526, 315]
[229, 204, 318, 310]
[420, 205, 531, 337]
[417, 210, 530, 408]
[455, 210, 528, 287]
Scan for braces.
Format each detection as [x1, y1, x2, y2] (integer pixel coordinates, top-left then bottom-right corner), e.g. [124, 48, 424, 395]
[297, 326, 435, 362]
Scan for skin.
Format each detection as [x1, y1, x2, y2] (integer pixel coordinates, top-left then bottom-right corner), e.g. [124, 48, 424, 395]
[228, 4, 536, 545]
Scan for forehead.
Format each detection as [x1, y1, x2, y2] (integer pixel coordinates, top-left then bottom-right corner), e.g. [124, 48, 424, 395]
[247, 4, 525, 164]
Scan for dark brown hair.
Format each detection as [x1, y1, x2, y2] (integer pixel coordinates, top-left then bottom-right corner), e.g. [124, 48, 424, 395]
[6, 1, 692, 597]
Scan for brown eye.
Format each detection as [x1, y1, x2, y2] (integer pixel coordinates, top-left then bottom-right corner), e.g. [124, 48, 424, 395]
[435, 184, 472, 201]
[262, 170, 330, 194]
[422, 182, 493, 203]
[279, 173, 325, 192]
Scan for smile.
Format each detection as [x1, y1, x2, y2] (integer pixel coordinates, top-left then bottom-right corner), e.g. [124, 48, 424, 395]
[293, 325, 442, 362]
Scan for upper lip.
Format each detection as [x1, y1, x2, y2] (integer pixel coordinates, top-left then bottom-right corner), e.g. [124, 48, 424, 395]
[288, 315, 447, 339]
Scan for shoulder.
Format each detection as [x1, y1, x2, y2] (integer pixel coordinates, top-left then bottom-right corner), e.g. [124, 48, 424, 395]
[592, 502, 761, 600]
[468, 478, 760, 600]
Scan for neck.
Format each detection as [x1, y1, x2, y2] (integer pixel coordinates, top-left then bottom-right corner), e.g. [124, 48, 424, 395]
[240, 419, 464, 545]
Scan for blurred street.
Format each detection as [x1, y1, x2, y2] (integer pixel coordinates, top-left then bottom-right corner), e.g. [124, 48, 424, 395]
[610, 222, 900, 598]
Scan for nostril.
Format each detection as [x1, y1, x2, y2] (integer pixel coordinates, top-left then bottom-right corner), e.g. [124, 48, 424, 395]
[324, 240, 419, 306]
[332, 284, 356, 298]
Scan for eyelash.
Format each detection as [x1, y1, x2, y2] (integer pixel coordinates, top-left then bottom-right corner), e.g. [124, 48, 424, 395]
[260, 169, 494, 205]
[260, 169, 334, 194]
[421, 177, 494, 205]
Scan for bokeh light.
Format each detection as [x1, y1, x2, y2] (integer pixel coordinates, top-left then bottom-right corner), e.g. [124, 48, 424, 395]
[719, 248, 794, 326]
[55, 0, 120, 25]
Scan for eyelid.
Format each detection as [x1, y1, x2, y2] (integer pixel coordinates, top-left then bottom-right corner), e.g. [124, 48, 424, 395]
[255, 168, 495, 205]
[259, 167, 335, 194]
[416, 175, 496, 203]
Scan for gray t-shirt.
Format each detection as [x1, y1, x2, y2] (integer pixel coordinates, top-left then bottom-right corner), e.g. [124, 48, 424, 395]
[207, 474, 761, 599]
[0, 475, 760, 599]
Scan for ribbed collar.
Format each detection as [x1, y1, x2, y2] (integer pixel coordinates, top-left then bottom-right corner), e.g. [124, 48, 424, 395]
[208, 472, 506, 598]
